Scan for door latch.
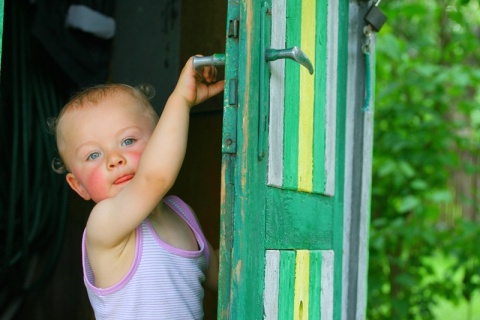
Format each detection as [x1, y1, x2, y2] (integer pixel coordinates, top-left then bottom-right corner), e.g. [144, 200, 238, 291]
[193, 53, 225, 71]
[265, 46, 314, 75]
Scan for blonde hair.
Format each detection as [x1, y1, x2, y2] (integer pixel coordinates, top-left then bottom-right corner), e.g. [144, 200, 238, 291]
[49, 83, 158, 174]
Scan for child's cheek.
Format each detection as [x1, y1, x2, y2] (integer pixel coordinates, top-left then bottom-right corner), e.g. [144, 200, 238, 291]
[129, 151, 142, 167]
[86, 167, 108, 200]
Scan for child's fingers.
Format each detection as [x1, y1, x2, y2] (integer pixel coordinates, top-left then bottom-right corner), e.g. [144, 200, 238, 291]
[207, 79, 224, 97]
[190, 55, 220, 83]
[206, 66, 218, 83]
[196, 79, 225, 105]
[198, 65, 218, 84]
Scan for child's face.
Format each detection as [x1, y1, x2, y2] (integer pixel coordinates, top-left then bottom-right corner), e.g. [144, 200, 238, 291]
[58, 92, 155, 203]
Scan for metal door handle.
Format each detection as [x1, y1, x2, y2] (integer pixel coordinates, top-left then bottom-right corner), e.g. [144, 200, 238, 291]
[193, 54, 225, 71]
[193, 47, 313, 75]
[265, 46, 314, 75]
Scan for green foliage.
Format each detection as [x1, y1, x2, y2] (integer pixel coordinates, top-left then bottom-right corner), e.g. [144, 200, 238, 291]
[369, 0, 480, 318]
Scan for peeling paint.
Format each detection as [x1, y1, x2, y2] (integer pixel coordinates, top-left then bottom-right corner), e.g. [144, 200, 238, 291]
[241, 0, 254, 192]
[234, 259, 243, 279]
[220, 161, 227, 203]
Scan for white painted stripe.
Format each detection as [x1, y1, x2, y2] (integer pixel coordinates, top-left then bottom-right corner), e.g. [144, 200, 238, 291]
[267, 0, 286, 188]
[342, 4, 359, 318]
[342, 4, 375, 320]
[356, 34, 376, 320]
[264, 250, 280, 320]
[321, 250, 335, 320]
[324, 0, 339, 196]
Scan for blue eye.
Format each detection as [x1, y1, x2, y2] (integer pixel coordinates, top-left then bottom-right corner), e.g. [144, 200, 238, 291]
[122, 138, 135, 146]
[87, 152, 101, 161]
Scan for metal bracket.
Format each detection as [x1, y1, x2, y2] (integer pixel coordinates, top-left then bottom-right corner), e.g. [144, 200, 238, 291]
[228, 19, 239, 38]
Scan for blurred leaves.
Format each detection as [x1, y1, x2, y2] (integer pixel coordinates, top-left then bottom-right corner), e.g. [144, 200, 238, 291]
[368, 0, 480, 319]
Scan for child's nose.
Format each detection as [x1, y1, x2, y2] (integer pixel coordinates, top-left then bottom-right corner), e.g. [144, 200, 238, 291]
[108, 153, 126, 168]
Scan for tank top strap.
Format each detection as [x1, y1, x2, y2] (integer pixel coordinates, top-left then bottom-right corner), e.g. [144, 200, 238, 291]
[163, 195, 210, 268]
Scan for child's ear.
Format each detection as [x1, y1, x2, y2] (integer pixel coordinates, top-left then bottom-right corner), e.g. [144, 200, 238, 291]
[66, 173, 91, 201]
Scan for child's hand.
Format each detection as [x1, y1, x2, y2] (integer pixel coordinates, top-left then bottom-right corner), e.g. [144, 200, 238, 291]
[174, 56, 225, 108]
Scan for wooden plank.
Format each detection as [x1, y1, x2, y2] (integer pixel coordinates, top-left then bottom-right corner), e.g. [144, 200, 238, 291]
[355, 116, 374, 319]
[278, 250, 296, 320]
[294, 251, 310, 319]
[218, 1, 239, 317]
[321, 250, 334, 320]
[283, 0, 301, 190]
[312, 0, 328, 194]
[225, 1, 267, 318]
[218, 155, 235, 319]
[324, 0, 339, 196]
[297, 0, 316, 192]
[308, 251, 322, 319]
[342, 3, 374, 320]
[264, 250, 281, 320]
[294, 250, 310, 319]
[265, 188, 333, 249]
[355, 40, 375, 320]
[332, 0, 350, 317]
[267, 0, 286, 188]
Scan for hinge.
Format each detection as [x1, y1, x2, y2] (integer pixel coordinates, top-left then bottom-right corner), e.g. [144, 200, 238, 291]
[222, 78, 237, 153]
[222, 10, 239, 154]
[228, 19, 239, 39]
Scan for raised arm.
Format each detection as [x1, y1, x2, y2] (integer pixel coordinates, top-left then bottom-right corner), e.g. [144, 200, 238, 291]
[88, 57, 224, 246]
[135, 57, 224, 196]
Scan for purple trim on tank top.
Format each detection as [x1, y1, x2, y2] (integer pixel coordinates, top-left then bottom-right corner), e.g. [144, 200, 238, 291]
[82, 225, 143, 295]
[161, 195, 210, 265]
[145, 219, 203, 258]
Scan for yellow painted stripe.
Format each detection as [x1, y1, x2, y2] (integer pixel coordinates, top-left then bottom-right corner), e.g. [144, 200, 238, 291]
[294, 250, 310, 320]
[297, 0, 316, 192]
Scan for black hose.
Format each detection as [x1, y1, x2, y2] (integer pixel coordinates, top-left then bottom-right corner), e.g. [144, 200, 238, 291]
[0, 0, 70, 317]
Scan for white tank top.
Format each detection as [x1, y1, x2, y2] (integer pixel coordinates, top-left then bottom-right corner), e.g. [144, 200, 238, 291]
[82, 196, 210, 319]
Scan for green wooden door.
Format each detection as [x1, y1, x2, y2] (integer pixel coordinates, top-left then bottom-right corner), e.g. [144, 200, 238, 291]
[218, 0, 358, 319]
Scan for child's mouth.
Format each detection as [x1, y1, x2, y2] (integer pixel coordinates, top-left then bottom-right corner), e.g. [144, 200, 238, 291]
[114, 174, 134, 185]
